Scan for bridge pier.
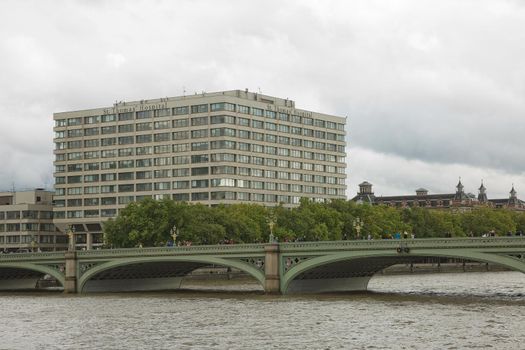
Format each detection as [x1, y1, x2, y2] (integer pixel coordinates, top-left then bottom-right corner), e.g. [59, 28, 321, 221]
[264, 244, 280, 294]
[64, 251, 77, 293]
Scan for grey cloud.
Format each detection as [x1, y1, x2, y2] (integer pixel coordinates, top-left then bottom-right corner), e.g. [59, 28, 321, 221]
[0, 0, 524, 195]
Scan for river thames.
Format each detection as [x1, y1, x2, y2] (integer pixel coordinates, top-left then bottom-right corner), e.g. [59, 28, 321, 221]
[1, 271, 524, 349]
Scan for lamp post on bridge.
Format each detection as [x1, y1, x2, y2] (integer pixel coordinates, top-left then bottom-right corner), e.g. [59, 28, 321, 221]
[67, 225, 76, 251]
[267, 210, 276, 243]
[353, 217, 363, 240]
[170, 225, 178, 247]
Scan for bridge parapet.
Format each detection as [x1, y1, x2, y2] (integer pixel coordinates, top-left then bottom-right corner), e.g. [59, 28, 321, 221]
[76, 244, 267, 258]
[279, 237, 525, 252]
[0, 252, 66, 262]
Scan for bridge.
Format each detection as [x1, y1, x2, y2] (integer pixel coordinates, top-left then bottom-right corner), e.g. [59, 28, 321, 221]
[0, 237, 524, 294]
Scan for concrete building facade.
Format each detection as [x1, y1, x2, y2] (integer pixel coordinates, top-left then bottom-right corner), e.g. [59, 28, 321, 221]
[53, 90, 347, 248]
[0, 189, 67, 252]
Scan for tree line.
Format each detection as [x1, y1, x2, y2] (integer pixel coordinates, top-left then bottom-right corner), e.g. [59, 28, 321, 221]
[103, 198, 525, 247]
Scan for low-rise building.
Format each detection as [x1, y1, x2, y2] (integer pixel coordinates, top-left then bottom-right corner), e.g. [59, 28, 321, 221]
[0, 189, 67, 252]
[351, 180, 525, 211]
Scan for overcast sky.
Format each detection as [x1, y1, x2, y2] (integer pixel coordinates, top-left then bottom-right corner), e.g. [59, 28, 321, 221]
[1, 0, 524, 199]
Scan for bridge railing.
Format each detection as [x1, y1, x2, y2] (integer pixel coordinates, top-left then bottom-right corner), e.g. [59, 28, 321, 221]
[0, 251, 66, 261]
[76, 243, 267, 257]
[279, 236, 525, 252]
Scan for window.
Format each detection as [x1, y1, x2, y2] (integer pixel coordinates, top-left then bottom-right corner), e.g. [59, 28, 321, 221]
[136, 110, 153, 119]
[84, 127, 99, 136]
[172, 181, 189, 189]
[101, 114, 116, 123]
[252, 120, 263, 129]
[211, 166, 236, 175]
[67, 141, 81, 149]
[101, 126, 117, 134]
[211, 128, 235, 137]
[84, 139, 99, 148]
[55, 119, 67, 127]
[119, 148, 134, 157]
[278, 112, 289, 121]
[136, 171, 152, 179]
[173, 131, 189, 140]
[119, 160, 134, 168]
[84, 186, 99, 194]
[266, 110, 277, 119]
[154, 108, 171, 117]
[251, 107, 263, 116]
[68, 175, 82, 184]
[118, 172, 134, 180]
[154, 169, 171, 178]
[118, 136, 134, 145]
[210, 140, 235, 149]
[191, 129, 208, 138]
[211, 115, 236, 124]
[173, 193, 189, 201]
[211, 178, 235, 187]
[173, 118, 189, 128]
[173, 156, 190, 164]
[238, 117, 250, 126]
[67, 117, 82, 126]
[191, 167, 209, 176]
[238, 142, 250, 151]
[68, 129, 83, 138]
[154, 132, 171, 142]
[101, 137, 117, 146]
[118, 112, 134, 121]
[101, 173, 116, 181]
[191, 142, 209, 151]
[191, 104, 208, 113]
[173, 106, 189, 115]
[136, 183, 152, 191]
[192, 154, 209, 163]
[136, 146, 153, 155]
[84, 174, 99, 182]
[136, 122, 152, 131]
[154, 120, 171, 129]
[101, 161, 117, 170]
[191, 192, 209, 201]
[118, 184, 134, 192]
[210, 102, 235, 112]
[154, 182, 171, 190]
[154, 144, 171, 154]
[118, 124, 134, 133]
[238, 105, 249, 114]
[154, 157, 172, 166]
[136, 134, 152, 143]
[191, 116, 208, 126]
[173, 168, 190, 177]
[211, 153, 235, 162]
[136, 158, 152, 167]
[173, 144, 189, 152]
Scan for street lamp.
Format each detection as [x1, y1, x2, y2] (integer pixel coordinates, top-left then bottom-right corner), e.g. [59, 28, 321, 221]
[353, 217, 363, 240]
[267, 211, 276, 243]
[67, 225, 76, 251]
[170, 225, 178, 246]
[31, 234, 37, 253]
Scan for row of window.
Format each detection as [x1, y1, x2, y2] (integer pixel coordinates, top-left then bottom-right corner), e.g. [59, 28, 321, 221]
[56, 118, 345, 142]
[0, 223, 55, 232]
[55, 170, 345, 191]
[56, 133, 345, 154]
[55, 103, 345, 131]
[0, 211, 54, 220]
[56, 182, 343, 207]
[54, 193, 336, 219]
[0, 234, 59, 244]
[56, 156, 345, 175]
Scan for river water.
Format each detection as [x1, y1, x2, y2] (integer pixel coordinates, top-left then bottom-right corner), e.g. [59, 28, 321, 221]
[1, 271, 524, 350]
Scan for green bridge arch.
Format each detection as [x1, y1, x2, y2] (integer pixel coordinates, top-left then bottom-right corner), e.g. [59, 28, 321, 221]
[281, 249, 525, 294]
[78, 255, 266, 293]
[0, 262, 65, 288]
